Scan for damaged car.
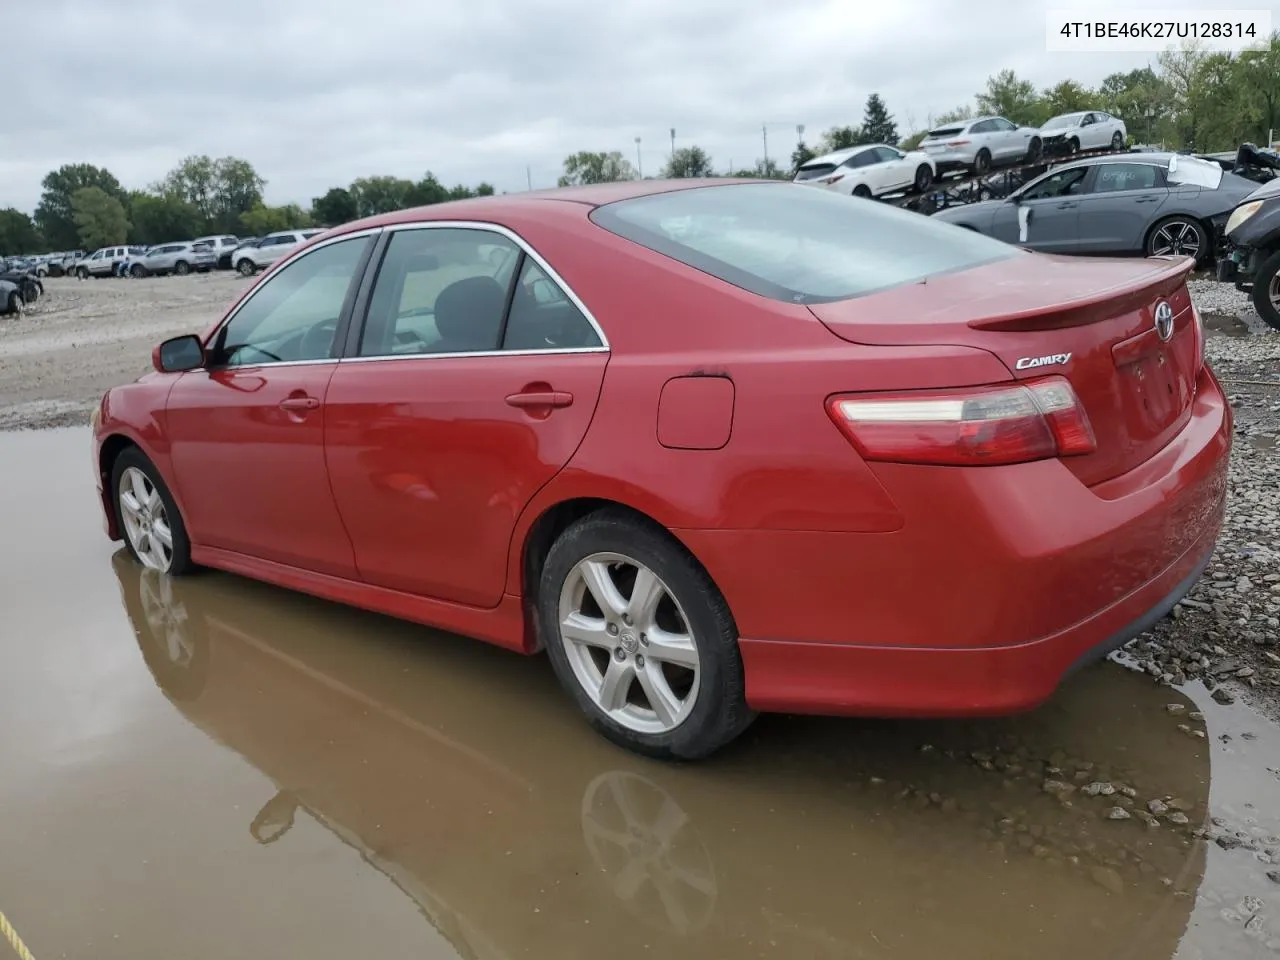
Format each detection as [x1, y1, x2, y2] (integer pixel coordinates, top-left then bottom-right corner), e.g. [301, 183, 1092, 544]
[0, 279, 22, 316]
[0, 260, 43, 304]
[1216, 174, 1280, 330]
[931, 152, 1257, 265]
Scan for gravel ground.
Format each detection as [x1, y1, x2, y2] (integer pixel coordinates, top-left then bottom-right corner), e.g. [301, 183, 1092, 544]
[1124, 278, 1280, 722]
[0, 270, 1277, 716]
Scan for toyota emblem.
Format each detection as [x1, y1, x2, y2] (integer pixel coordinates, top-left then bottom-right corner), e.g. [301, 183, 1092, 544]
[1154, 301, 1174, 342]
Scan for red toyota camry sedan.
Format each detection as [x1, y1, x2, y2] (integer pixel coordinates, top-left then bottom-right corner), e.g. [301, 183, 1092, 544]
[92, 180, 1231, 759]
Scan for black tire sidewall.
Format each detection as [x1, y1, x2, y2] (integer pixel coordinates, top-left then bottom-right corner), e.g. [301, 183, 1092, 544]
[238, 260, 254, 276]
[110, 448, 195, 576]
[975, 149, 991, 173]
[538, 511, 753, 760]
[1251, 249, 1280, 331]
[915, 165, 932, 190]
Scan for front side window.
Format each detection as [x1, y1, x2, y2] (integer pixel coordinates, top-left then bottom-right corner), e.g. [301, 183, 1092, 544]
[1021, 167, 1088, 200]
[591, 182, 1018, 304]
[992, 118, 1016, 131]
[213, 235, 370, 367]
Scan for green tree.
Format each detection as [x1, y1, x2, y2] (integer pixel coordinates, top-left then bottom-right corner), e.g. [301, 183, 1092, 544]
[1041, 79, 1095, 117]
[861, 93, 898, 145]
[1237, 32, 1280, 145]
[820, 125, 864, 152]
[1157, 43, 1210, 149]
[929, 105, 975, 127]
[311, 186, 359, 226]
[1098, 67, 1172, 142]
[349, 176, 415, 217]
[211, 157, 266, 233]
[976, 69, 1044, 125]
[239, 202, 310, 236]
[71, 187, 130, 248]
[557, 151, 636, 186]
[663, 146, 715, 178]
[0, 209, 41, 255]
[35, 164, 126, 250]
[127, 191, 201, 245]
[791, 140, 816, 171]
[729, 157, 789, 180]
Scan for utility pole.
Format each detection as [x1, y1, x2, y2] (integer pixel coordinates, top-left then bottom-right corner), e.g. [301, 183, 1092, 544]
[635, 136, 642, 178]
[526, 166, 532, 191]
[670, 128, 676, 159]
[762, 124, 769, 168]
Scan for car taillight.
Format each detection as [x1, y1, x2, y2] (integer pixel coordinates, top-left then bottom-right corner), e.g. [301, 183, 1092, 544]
[946, 139, 970, 146]
[826, 376, 1096, 467]
[821, 174, 845, 185]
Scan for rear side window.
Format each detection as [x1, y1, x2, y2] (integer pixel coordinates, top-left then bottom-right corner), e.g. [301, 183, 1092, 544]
[590, 183, 1018, 304]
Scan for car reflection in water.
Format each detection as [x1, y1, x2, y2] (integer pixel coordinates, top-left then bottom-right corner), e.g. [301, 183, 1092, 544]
[112, 551, 1209, 960]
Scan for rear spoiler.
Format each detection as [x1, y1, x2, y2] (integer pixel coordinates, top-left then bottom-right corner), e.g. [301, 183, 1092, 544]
[968, 256, 1195, 332]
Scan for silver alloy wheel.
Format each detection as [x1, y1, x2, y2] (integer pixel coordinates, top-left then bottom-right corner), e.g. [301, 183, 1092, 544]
[1270, 271, 1280, 310]
[558, 552, 700, 734]
[119, 466, 175, 572]
[1150, 220, 1201, 258]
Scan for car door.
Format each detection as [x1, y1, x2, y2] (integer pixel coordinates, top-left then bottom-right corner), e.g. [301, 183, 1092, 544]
[870, 146, 908, 191]
[987, 118, 1020, 160]
[987, 165, 1089, 251]
[1071, 162, 1169, 253]
[163, 230, 378, 577]
[323, 224, 609, 607]
[1080, 113, 1104, 150]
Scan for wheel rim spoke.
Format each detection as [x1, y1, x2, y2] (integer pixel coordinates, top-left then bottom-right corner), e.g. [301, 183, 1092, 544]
[597, 658, 635, 712]
[119, 466, 173, 572]
[580, 559, 627, 619]
[558, 551, 702, 735]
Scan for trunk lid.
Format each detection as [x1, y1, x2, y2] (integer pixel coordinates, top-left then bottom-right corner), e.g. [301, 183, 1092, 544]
[808, 253, 1201, 486]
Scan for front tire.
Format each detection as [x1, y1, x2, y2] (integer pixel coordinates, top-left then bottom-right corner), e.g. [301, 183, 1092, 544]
[131, 264, 147, 278]
[77, 266, 89, 280]
[913, 164, 933, 192]
[1250, 248, 1280, 331]
[237, 258, 255, 276]
[1025, 138, 1042, 164]
[5, 291, 20, 315]
[111, 448, 195, 576]
[538, 509, 754, 760]
[1111, 131, 1124, 151]
[1068, 136, 1081, 154]
[851, 184, 872, 199]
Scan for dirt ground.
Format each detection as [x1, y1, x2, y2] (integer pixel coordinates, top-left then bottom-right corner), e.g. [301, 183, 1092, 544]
[0, 273, 251, 430]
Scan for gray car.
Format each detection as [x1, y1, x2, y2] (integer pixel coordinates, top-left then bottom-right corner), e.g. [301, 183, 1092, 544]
[133, 241, 216, 277]
[930, 153, 1259, 264]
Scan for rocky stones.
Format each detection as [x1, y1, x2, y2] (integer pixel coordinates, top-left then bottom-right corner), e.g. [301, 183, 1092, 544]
[1082, 782, 1115, 797]
[1212, 687, 1237, 705]
[1106, 807, 1132, 821]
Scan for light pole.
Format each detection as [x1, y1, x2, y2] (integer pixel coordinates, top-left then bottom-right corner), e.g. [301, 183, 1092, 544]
[635, 137, 643, 178]
[670, 128, 676, 159]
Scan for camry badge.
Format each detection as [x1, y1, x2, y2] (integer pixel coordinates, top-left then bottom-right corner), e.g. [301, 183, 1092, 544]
[1015, 352, 1072, 370]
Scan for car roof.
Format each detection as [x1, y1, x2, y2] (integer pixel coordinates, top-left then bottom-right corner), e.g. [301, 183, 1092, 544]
[802, 144, 888, 166]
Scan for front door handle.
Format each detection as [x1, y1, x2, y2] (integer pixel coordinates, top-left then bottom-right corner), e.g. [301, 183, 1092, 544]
[1134, 196, 1160, 203]
[505, 390, 573, 409]
[279, 396, 320, 411]
[1056, 201, 1077, 209]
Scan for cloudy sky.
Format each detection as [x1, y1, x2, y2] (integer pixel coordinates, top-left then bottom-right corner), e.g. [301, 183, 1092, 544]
[5, 0, 1269, 213]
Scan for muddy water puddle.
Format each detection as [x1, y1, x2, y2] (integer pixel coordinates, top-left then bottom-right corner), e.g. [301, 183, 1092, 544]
[0, 427, 1277, 959]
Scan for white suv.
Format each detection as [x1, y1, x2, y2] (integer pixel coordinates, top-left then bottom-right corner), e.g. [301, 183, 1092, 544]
[232, 229, 324, 276]
[75, 245, 148, 278]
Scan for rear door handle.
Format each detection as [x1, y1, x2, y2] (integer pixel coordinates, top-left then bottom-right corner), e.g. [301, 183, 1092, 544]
[279, 396, 320, 411]
[1134, 196, 1160, 202]
[505, 390, 573, 409]
[1056, 202, 1077, 209]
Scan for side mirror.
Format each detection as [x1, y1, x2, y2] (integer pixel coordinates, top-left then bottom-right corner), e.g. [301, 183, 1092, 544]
[153, 334, 205, 373]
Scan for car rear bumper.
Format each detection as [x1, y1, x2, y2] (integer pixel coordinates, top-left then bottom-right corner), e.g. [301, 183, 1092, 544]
[920, 146, 974, 170]
[676, 367, 1231, 718]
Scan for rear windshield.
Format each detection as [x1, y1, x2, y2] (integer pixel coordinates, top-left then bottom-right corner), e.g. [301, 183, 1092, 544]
[1167, 155, 1224, 189]
[590, 183, 1018, 304]
[926, 126, 965, 138]
[794, 162, 838, 181]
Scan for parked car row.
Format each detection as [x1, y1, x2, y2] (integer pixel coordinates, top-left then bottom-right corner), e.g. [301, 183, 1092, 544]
[56, 229, 326, 280]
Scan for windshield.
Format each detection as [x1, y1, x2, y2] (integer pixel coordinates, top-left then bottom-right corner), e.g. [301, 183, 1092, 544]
[1167, 155, 1223, 189]
[590, 183, 1018, 304]
[1043, 113, 1084, 128]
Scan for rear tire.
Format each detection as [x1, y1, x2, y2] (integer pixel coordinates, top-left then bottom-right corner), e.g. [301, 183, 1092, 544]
[973, 148, 992, 175]
[5, 291, 20, 315]
[174, 260, 190, 276]
[131, 264, 147, 278]
[913, 164, 933, 192]
[1146, 215, 1209, 265]
[1250, 248, 1280, 331]
[77, 266, 88, 280]
[538, 509, 755, 760]
[237, 258, 255, 276]
[111, 447, 195, 576]
[1111, 131, 1124, 151]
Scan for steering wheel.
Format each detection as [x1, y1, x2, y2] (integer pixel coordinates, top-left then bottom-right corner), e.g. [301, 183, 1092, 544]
[299, 317, 339, 359]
